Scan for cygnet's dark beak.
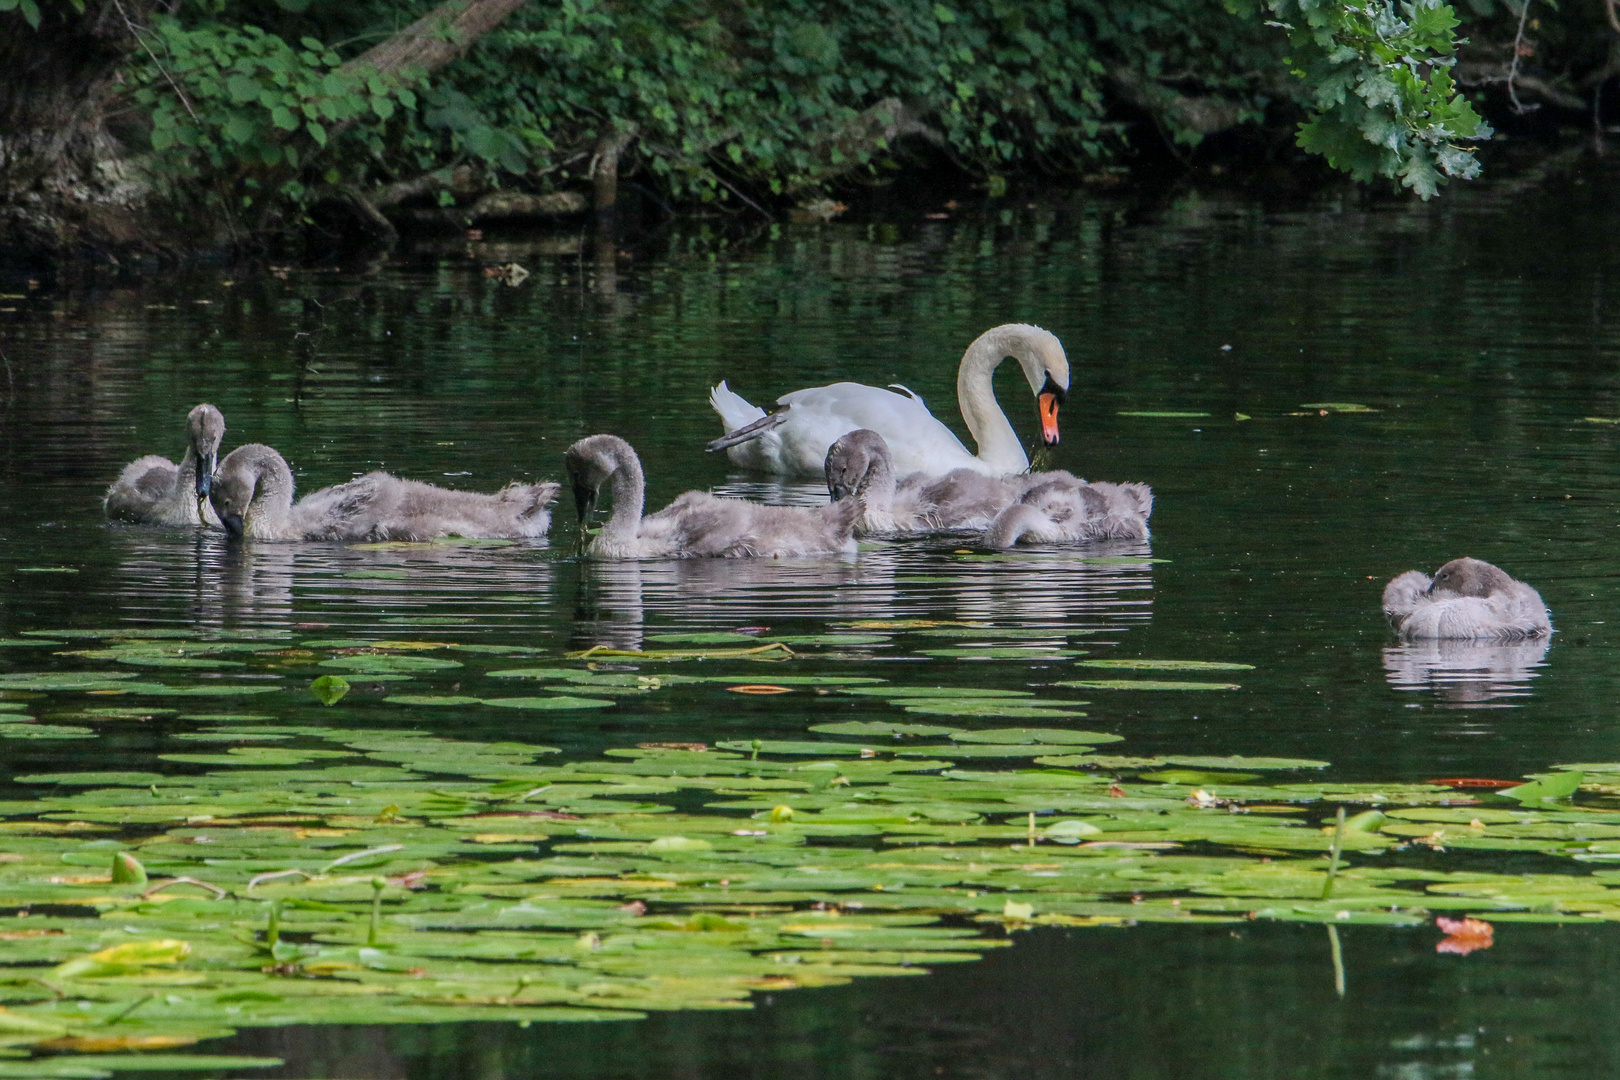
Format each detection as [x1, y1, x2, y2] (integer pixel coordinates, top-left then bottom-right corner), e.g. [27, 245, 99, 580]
[195, 453, 216, 500]
[220, 511, 245, 540]
[571, 481, 598, 523]
[1037, 374, 1066, 447]
[828, 476, 854, 502]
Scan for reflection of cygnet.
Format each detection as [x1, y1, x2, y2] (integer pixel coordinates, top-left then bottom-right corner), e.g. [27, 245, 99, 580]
[1382, 637, 1550, 705]
[1382, 557, 1551, 640]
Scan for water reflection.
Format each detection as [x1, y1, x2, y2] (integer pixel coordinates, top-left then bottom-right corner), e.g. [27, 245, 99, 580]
[1381, 637, 1552, 707]
[561, 542, 1153, 650]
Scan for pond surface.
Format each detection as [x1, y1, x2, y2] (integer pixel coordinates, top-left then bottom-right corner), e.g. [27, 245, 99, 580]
[3, 164, 1620, 1078]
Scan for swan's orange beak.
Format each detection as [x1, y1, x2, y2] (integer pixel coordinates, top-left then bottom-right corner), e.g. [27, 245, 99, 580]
[1038, 391, 1061, 446]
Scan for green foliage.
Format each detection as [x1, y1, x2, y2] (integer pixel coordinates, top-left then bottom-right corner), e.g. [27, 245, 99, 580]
[101, 0, 1488, 230]
[130, 16, 418, 208]
[1235, 0, 1490, 196]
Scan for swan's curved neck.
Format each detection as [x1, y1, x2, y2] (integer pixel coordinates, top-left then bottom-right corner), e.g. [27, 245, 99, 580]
[857, 452, 898, 531]
[233, 446, 296, 537]
[956, 329, 1030, 473]
[602, 444, 647, 544]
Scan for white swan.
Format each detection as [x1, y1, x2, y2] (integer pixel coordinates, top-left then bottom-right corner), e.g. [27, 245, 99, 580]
[209, 444, 558, 541]
[1382, 557, 1551, 640]
[566, 434, 858, 559]
[708, 323, 1069, 477]
[105, 403, 225, 526]
[823, 428, 1024, 534]
[983, 474, 1153, 548]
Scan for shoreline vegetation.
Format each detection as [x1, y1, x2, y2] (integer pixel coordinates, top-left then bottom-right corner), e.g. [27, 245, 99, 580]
[6, 0, 1587, 267]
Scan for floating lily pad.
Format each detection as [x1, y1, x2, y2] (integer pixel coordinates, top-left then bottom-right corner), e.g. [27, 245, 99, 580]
[838, 686, 1032, 699]
[1058, 680, 1240, 691]
[481, 696, 617, 710]
[385, 695, 486, 706]
[319, 654, 463, 673]
[1300, 402, 1378, 413]
[902, 702, 1088, 719]
[918, 648, 1084, 660]
[1075, 660, 1255, 671]
[951, 728, 1121, 745]
[809, 721, 960, 738]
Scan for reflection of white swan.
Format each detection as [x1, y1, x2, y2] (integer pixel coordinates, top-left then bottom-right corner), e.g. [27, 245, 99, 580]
[211, 444, 558, 542]
[707, 324, 1069, 477]
[105, 404, 225, 527]
[1382, 637, 1552, 706]
[1383, 558, 1551, 640]
[565, 434, 858, 559]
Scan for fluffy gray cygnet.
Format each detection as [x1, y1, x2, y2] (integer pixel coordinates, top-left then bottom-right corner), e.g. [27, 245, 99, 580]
[1382, 557, 1551, 640]
[567, 433, 858, 559]
[823, 428, 1023, 535]
[209, 443, 557, 542]
[105, 403, 226, 527]
[981, 473, 1153, 548]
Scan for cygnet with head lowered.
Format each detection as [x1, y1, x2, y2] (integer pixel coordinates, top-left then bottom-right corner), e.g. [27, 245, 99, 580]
[208, 443, 557, 541]
[1382, 557, 1551, 640]
[105, 403, 226, 526]
[981, 471, 1153, 548]
[709, 323, 1070, 478]
[823, 428, 1028, 535]
[566, 433, 858, 559]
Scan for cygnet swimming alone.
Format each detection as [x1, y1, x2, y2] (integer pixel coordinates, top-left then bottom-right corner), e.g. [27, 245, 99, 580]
[982, 472, 1153, 548]
[566, 433, 858, 559]
[104, 403, 226, 526]
[1382, 557, 1551, 640]
[823, 428, 1023, 534]
[209, 443, 558, 541]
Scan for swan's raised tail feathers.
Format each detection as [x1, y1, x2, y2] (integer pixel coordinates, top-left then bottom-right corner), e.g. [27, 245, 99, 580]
[1382, 571, 1432, 625]
[706, 407, 792, 453]
[709, 381, 767, 432]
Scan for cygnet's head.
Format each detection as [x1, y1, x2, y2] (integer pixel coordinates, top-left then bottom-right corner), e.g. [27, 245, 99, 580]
[187, 403, 226, 500]
[208, 468, 252, 539]
[564, 434, 634, 521]
[1427, 557, 1516, 598]
[824, 429, 892, 502]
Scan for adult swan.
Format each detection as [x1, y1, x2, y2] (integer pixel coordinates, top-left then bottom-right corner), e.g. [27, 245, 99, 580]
[706, 323, 1069, 478]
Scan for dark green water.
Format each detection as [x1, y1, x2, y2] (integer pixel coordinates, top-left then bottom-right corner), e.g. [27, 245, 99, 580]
[3, 166, 1620, 1077]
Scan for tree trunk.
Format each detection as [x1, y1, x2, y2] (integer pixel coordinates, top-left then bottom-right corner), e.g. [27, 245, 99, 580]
[339, 0, 533, 79]
[0, 2, 168, 261]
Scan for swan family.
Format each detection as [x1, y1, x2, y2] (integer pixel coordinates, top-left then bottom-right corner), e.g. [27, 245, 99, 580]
[102, 322, 1553, 640]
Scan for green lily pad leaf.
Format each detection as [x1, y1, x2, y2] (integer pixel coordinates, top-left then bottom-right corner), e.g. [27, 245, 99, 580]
[1501, 772, 1583, 803]
[385, 695, 485, 706]
[809, 721, 960, 738]
[714, 740, 881, 756]
[918, 647, 1085, 659]
[838, 686, 1031, 699]
[903, 702, 1087, 718]
[15, 772, 167, 786]
[1300, 402, 1378, 412]
[1045, 819, 1104, 842]
[1140, 770, 1262, 785]
[0, 639, 58, 647]
[319, 654, 463, 673]
[481, 696, 616, 710]
[951, 728, 1121, 745]
[158, 747, 354, 766]
[310, 674, 350, 705]
[122, 684, 283, 697]
[0, 723, 94, 739]
[0, 672, 142, 689]
[1076, 660, 1255, 671]
[1058, 680, 1239, 691]
[1163, 755, 1330, 771]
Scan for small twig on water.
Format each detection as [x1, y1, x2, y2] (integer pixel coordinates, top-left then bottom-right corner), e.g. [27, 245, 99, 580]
[100, 992, 158, 1026]
[248, 868, 314, 891]
[1327, 925, 1346, 999]
[1320, 806, 1346, 900]
[143, 876, 227, 899]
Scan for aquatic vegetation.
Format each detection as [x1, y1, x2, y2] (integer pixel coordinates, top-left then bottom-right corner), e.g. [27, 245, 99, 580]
[3, 623, 1620, 1075]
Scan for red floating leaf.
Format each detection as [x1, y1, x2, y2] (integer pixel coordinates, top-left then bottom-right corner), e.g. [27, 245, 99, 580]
[1436, 916, 1495, 955]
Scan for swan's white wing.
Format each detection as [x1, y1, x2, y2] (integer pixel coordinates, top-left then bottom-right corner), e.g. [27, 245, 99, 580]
[765, 382, 982, 476]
